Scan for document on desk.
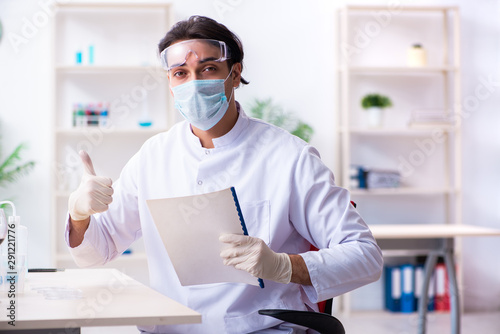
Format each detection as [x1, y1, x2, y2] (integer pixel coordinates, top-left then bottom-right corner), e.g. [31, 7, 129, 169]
[146, 187, 259, 286]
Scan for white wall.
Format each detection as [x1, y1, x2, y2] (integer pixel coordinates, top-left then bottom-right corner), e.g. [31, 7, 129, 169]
[0, 0, 499, 311]
[456, 0, 500, 311]
[0, 0, 53, 267]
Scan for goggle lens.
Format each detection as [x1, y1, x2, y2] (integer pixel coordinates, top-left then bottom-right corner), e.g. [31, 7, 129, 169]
[160, 39, 231, 70]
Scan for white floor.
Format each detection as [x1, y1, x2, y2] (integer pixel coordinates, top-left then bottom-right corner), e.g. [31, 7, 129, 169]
[81, 311, 500, 333]
[338, 311, 500, 334]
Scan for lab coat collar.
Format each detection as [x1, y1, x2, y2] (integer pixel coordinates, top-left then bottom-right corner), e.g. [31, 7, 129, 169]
[212, 101, 249, 148]
[186, 101, 250, 150]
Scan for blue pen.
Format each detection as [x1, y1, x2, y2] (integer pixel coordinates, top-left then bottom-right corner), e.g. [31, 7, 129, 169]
[230, 187, 265, 289]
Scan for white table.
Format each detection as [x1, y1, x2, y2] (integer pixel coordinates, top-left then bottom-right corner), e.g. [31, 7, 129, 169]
[0, 268, 201, 333]
[370, 224, 500, 334]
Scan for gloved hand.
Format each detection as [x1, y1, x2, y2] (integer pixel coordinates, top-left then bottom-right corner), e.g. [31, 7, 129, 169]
[68, 151, 113, 221]
[219, 234, 292, 284]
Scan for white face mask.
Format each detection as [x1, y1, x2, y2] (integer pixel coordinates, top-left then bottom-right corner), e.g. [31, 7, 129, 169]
[171, 67, 234, 131]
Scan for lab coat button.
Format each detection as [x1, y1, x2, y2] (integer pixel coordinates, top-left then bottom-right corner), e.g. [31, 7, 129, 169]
[198, 180, 203, 185]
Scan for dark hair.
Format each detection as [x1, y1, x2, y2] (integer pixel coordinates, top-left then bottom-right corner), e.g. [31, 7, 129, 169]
[158, 15, 249, 85]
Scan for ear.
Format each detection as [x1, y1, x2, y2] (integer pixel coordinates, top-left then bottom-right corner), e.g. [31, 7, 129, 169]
[231, 63, 242, 88]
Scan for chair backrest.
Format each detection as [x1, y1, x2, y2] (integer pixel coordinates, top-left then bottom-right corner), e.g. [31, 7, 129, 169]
[258, 309, 345, 334]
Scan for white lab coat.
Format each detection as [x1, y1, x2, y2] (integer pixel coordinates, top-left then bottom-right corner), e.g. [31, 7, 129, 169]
[66, 104, 383, 334]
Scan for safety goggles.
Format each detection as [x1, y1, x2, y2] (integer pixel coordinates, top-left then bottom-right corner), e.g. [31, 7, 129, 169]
[159, 39, 231, 71]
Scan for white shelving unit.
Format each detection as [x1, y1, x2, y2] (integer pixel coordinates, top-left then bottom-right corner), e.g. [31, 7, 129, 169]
[338, 6, 461, 314]
[50, 2, 174, 283]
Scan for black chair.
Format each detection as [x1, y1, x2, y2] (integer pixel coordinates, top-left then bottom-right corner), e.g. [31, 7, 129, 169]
[258, 308, 345, 334]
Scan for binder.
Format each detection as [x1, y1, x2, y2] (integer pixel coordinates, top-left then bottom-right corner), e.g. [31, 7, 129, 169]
[435, 263, 450, 311]
[400, 264, 415, 313]
[414, 263, 423, 312]
[384, 265, 401, 312]
[427, 270, 436, 311]
[414, 262, 437, 312]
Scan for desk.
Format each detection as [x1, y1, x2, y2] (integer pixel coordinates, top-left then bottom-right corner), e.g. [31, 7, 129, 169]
[370, 224, 500, 334]
[0, 268, 201, 333]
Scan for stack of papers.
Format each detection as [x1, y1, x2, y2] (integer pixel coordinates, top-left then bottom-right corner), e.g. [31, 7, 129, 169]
[408, 109, 457, 127]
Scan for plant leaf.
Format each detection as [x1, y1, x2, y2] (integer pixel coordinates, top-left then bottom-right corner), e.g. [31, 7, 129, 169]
[0, 143, 36, 189]
[247, 98, 314, 142]
[0, 161, 36, 188]
[0, 143, 27, 172]
[291, 122, 314, 143]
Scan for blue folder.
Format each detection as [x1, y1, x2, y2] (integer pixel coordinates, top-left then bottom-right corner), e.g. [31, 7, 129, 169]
[401, 264, 415, 313]
[384, 265, 401, 312]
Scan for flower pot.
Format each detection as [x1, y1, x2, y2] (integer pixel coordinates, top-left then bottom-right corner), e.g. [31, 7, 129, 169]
[407, 44, 427, 67]
[366, 107, 384, 127]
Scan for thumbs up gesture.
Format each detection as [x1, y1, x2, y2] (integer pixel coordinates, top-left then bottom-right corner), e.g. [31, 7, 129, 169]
[68, 151, 114, 222]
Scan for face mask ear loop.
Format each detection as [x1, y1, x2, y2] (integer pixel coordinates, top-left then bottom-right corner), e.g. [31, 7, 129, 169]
[227, 87, 235, 104]
[224, 64, 235, 103]
[224, 65, 234, 83]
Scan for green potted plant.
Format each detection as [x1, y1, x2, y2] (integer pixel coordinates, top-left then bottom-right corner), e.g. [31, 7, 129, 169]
[361, 93, 393, 127]
[247, 98, 314, 142]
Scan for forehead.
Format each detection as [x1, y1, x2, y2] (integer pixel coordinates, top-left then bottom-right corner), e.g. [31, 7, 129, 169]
[167, 39, 221, 60]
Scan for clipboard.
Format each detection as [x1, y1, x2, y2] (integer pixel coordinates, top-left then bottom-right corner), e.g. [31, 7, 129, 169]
[146, 187, 263, 287]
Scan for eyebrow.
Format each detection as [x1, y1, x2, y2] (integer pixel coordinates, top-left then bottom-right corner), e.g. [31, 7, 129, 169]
[199, 57, 221, 63]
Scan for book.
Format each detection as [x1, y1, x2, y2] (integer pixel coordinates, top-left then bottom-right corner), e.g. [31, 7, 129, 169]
[366, 169, 400, 189]
[350, 165, 400, 189]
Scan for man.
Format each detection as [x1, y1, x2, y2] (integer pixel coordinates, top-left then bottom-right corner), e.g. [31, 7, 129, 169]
[66, 15, 383, 333]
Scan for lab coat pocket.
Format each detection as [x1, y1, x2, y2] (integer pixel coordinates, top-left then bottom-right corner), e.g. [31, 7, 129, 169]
[240, 200, 270, 245]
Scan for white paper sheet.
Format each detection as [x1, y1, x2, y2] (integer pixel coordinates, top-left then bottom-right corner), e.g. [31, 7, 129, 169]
[146, 188, 258, 286]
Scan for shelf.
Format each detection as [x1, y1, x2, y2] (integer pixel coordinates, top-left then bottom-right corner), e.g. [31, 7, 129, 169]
[51, 2, 172, 271]
[340, 66, 458, 75]
[57, 2, 171, 9]
[338, 4, 462, 317]
[56, 127, 168, 135]
[55, 65, 163, 74]
[341, 126, 455, 136]
[381, 249, 441, 257]
[350, 188, 456, 196]
[343, 5, 459, 12]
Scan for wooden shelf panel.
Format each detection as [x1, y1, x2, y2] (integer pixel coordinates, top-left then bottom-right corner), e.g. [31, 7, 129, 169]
[343, 5, 459, 12]
[55, 127, 168, 135]
[57, 2, 171, 9]
[340, 126, 455, 136]
[55, 65, 163, 74]
[340, 66, 458, 74]
[350, 187, 457, 196]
